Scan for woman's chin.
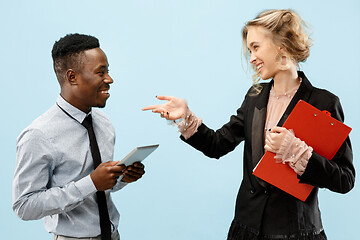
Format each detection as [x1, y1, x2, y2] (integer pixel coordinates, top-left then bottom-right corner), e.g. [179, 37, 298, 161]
[260, 73, 271, 80]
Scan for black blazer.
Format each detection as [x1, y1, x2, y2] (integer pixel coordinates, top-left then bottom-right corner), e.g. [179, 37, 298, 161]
[182, 71, 355, 236]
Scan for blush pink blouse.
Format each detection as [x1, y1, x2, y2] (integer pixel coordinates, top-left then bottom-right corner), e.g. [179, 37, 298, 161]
[264, 83, 313, 175]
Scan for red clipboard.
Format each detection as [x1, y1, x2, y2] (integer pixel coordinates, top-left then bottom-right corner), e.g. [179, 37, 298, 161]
[253, 100, 351, 201]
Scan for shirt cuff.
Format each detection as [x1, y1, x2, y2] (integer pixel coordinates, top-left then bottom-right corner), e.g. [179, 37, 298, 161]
[111, 178, 128, 192]
[177, 109, 202, 140]
[74, 175, 97, 199]
[275, 129, 313, 176]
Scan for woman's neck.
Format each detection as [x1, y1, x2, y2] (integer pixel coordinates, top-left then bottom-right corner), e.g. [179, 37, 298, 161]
[273, 67, 300, 94]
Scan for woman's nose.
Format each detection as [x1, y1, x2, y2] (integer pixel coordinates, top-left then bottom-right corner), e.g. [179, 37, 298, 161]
[249, 53, 256, 64]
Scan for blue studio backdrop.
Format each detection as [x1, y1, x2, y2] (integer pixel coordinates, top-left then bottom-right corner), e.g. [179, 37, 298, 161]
[1, 0, 359, 239]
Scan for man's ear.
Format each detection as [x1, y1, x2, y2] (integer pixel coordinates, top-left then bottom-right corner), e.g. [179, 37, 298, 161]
[65, 69, 78, 85]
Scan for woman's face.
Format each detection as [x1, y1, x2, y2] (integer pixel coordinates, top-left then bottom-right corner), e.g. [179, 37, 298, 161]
[246, 26, 282, 80]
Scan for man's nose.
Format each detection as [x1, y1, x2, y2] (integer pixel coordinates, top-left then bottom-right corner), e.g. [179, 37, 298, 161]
[104, 74, 113, 84]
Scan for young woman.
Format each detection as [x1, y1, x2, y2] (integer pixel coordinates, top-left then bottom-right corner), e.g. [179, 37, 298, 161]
[142, 9, 354, 240]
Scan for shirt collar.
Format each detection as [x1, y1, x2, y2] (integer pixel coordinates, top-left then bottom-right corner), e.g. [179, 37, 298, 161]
[56, 95, 92, 123]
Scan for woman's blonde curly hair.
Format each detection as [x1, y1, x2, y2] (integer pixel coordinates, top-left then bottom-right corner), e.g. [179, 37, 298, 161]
[242, 9, 313, 94]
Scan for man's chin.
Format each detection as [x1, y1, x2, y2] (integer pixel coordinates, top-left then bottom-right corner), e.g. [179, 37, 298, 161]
[95, 102, 107, 109]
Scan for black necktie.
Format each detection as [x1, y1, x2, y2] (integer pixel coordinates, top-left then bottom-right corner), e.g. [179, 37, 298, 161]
[82, 114, 112, 240]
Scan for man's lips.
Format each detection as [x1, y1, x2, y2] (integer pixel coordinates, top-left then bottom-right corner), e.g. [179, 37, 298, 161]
[99, 85, 110, 94]
[99, 89, 109, 94]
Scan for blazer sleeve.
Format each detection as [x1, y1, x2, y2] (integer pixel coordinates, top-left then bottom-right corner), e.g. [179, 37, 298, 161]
[180, 94, 249, 159]
[299, 96, 355, 193]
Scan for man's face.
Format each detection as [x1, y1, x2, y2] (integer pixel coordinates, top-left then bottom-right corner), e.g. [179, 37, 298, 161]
[71, 48, 113, 113]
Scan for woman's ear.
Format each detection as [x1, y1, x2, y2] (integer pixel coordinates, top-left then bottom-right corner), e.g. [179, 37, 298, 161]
[65, 69, 78, 85]
[277, 47, 292, 71]
[278, 45, 286, 53]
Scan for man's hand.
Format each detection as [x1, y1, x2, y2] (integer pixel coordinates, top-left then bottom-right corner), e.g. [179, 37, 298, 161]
[90, 161, 125, 191]
[121, 162, 145, 183]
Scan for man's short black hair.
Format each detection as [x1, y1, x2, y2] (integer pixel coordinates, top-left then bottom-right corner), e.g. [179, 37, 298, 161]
[52, 33, 100, 83]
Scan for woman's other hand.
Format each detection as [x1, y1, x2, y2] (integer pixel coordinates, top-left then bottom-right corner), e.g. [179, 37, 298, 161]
[264, 126, 291, 154]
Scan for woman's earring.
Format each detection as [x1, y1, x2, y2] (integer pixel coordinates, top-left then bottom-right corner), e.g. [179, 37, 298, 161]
[278, 55, 290, 70]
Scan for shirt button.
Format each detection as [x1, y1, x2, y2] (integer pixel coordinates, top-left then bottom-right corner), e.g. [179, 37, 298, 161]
[250, 189, 255, 194]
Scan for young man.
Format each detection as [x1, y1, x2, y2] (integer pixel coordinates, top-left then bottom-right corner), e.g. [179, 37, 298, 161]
[13, 33, 145, 240]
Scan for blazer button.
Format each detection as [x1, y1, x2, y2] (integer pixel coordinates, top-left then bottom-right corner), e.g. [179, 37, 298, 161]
[250, 189, 255, 194]
[264, 190, 269, 195]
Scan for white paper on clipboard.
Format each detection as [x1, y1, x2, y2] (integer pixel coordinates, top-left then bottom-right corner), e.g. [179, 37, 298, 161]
[116, 144, 159, 166]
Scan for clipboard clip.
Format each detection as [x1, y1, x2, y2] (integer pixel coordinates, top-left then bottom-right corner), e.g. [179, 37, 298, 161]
[322, 110, 331, 116]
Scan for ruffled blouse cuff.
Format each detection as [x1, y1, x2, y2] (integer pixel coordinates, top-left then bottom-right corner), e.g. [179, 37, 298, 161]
[177, 109, 202, 140]
[274, 129, 313, 176]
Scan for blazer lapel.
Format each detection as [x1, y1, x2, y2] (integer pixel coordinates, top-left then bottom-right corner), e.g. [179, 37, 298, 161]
[251, 81, 272, 169]
[277, 71, 313, 127]
[250, 82, 272, 188]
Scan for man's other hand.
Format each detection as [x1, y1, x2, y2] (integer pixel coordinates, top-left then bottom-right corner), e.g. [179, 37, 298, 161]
[121, 162, 145, 183]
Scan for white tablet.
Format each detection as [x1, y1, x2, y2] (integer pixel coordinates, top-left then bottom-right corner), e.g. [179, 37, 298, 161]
[116, 144, 159, 166]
